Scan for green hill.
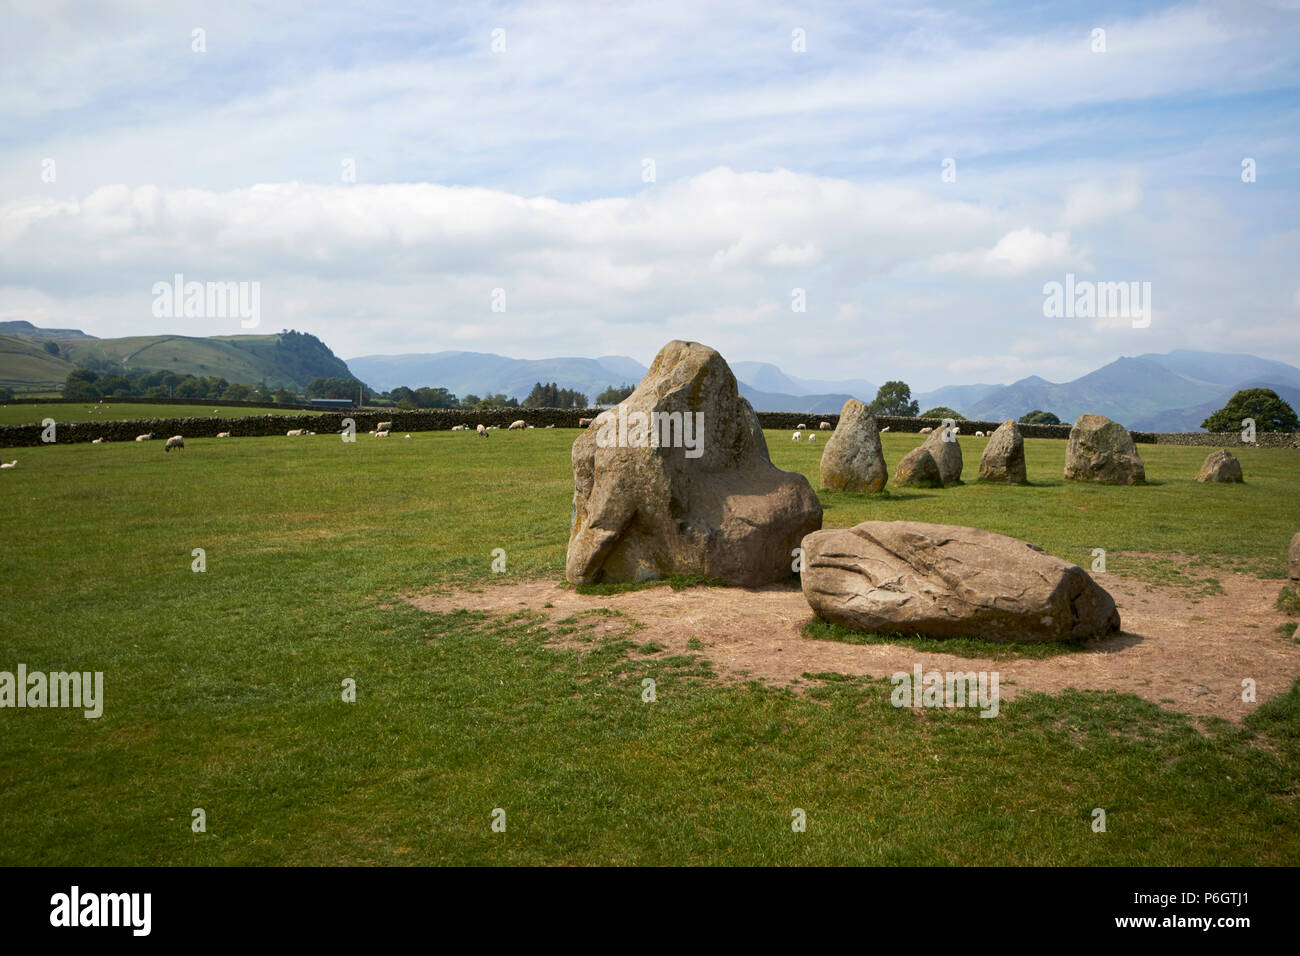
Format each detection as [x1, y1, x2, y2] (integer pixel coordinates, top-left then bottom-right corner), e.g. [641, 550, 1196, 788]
[0, 335, 80, 390]
[0, 327, 355, 392]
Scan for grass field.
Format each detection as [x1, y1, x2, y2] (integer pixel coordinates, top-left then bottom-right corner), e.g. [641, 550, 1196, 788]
[2, 430, 1298, 865]
[0, 403, 325, 426]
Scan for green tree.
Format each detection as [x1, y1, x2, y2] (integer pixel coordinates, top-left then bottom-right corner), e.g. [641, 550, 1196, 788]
[1201, 388, 1299, 433]
[42, 340, 60, 356]
[596, 384, 635, 404]
[919, 406, 964, 420]
[869, 381, 919, 417]
[63, 368, 100, 399]
[1019, 410, 1061, 425]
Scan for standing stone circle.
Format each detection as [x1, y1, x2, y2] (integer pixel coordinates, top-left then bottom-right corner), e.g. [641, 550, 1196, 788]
[566, 340, 823, 587]
[1195, 449, 1243, 483]
[818, 398, 887, 493]
[1064, 414, 1146, 484]
[979, 419, 1027, 483]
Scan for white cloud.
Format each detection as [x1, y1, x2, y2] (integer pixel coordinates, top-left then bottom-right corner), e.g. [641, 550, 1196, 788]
[929, 228, 1087, 278]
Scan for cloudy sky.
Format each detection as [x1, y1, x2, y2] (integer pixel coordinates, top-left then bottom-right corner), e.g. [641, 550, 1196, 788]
[2, 0, 1298, 391]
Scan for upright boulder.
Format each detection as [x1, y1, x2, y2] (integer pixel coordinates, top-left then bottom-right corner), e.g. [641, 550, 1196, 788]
[1195, 449, 1243, 483]
[818, 399, 887, 493]
[921, 423, 963, 484]
[979, 420, 1027, 483]
[566, 340, 822, 586]
[800, 521, 1121, 642]
[1064, 414, 1145, 485]
[894, 446, 943, 488]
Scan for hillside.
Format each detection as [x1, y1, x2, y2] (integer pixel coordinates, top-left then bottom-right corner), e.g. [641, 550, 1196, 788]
[346, 351, 650, 402]
[0, 326, 354, 392]
[0, 335, 80, 389]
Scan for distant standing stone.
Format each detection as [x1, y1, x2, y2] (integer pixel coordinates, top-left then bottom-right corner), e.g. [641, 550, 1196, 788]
[979, 420, 1027, 483]
[819, 398, 887, 493]
[894, 446, 943, 488]
[921, 423, 964, 484]
[1064, 414, 1145, 485]
[1195, 449, 1243, 483]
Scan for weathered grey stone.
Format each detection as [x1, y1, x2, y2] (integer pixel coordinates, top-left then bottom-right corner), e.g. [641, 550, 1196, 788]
[979, 420, 1027, 483]
[1064, 414, 1146, 484]
[800, 521, 1121, 642]
[819, 399, 887, 493]
[894, 446, 943, 488]
[921, 423, 964, 484]
[1195, 449, 1243, 483]
[566, 340, 822, 586]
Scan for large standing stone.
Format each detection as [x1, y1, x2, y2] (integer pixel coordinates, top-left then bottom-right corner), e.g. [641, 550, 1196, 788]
[818, 399, 887, 493]
[1195, 449, 1243, 483]
[1064, 414, 1146, 484]
[800, 521, 1121, 642]
[566, 340, 822, 586]
[921, 423, 964, 484]
[894, 446, 943, 488]
[1290, 532, 1300, 582]
[979, 420, 1027, 483]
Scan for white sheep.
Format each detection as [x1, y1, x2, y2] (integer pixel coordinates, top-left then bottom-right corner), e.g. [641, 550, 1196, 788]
[375, 430, 390, 438]
[404, 434, 412, 439]
[819, 422, 831, 430]
[808, 433, 816, 443]
[287, 429, 307, 437]
[477, 424, 488, 438]
[792, 431, 802, 442]
[508, 420, 526, 430]
[881, 426, 890, 432]
[919, 427, 933, 434]
[975, 430, 985, 437]
[377, 421, 393, 433]
[796, 423, 806, 430]
[92, 438, 105, 444]
[164, 435, 185, 452]
[135, 433, 153, 442]
[216, 431, 231, 439]
[0, 460, 16, 468]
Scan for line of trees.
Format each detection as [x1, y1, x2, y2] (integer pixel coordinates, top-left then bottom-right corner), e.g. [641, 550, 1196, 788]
[63, 368, 305, 404]
[523, 382, 587, 408]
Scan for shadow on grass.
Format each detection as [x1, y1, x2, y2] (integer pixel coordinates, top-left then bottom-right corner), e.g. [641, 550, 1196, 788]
[801, 616, 1093, 660]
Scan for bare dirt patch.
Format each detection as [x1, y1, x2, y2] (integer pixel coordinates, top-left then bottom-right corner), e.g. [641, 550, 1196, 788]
[404, 567, 1300, 722]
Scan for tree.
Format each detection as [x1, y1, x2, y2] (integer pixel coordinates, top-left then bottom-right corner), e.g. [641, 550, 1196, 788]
[919, 406, 964, 420]
[63, 368, 99, 399]
[869, 381, 919, 417]
[42, 340, 60, 356]
[1202, 388, 1299, 433]
[596, 384, 635, 404]
[1019, 410, 1061, 425]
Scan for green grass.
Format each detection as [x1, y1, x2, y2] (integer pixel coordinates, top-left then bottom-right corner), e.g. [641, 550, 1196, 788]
[0, 402, 325, 425]
[1, 430, 1298, 865]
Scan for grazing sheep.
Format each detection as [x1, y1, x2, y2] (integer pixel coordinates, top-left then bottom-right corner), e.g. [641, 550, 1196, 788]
[377, 421, 393, 433]
[404, 434, 412, 439]
[164, 435, 184, 453]
[286, 429, 307, 437]
[91, 438, 105, 444]
[975, 430, 985, 437]
[545, 424, 555, 428]
[578, 417, 593, 428]
[796, 423, 807, 430]
[808, 434, 816, 443]
[919, 427, 933, 434]
[508, 420, 526, 430]
[881, 426, 890, 432]
[792, 431, 802, 442]
[451, 425, 466, 431]
[375, 430, 390, 438]
[477, 424, 488, 438]
[135, 433, 153, 442]
[1, 460, 16, 468]
[307, 431, 317, 436]
[819, 422, 831, 430]
[216, 431, 231, 439]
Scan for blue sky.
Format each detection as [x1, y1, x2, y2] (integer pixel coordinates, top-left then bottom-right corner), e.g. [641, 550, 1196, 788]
[2, 0, 1298, 391]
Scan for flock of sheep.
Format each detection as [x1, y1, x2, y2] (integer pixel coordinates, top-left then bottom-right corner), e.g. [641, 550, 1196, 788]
[100, 417, 549, 451]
